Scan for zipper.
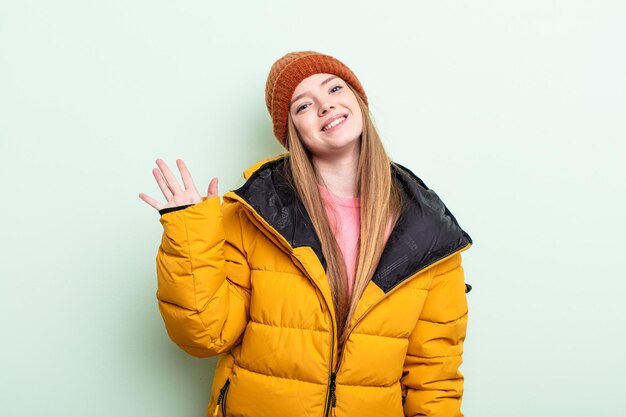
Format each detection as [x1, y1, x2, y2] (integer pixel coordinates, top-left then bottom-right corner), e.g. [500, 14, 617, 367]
[326, 372, 337, 416]
[321, 293, 336, 417]
[212, 379, 230, 417]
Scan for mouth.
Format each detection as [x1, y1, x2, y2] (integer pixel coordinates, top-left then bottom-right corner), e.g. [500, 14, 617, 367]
[321, 114, 348, 132]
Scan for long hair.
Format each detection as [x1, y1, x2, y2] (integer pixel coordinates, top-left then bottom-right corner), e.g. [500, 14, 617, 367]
[284, 84, 403, 349]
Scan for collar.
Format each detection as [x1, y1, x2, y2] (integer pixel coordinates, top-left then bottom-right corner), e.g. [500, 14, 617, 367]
[229, 154, 472, 293]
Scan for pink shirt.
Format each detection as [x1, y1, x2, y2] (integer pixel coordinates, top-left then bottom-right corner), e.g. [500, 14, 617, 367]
[318, 185, 393, 296]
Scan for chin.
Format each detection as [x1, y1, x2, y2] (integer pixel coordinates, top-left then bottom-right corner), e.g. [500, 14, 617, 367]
[324, 134, 361, 152]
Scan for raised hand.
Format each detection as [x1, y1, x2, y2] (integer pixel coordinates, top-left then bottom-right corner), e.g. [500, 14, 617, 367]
[139, 158, 219, 212]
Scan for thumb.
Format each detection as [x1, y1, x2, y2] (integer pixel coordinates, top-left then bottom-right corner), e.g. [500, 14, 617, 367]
[207, 177, 219, 198]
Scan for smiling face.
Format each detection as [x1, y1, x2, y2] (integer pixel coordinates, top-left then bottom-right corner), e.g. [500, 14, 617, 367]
[289, 73, 363, 159]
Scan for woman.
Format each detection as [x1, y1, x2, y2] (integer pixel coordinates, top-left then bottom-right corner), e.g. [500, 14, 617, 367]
[139, 51, 473, 417]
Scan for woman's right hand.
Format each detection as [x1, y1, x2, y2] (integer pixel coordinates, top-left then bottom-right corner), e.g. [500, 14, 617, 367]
[138, 158, 219, 212]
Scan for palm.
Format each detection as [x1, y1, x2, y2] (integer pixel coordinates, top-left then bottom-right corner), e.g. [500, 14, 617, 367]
[139, 159, 218, 211]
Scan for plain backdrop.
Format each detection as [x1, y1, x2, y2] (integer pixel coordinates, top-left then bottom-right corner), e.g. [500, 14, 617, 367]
[1, 1, 624, 416]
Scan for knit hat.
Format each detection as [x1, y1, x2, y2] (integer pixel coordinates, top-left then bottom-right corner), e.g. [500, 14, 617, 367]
[265, 51, 368, 148]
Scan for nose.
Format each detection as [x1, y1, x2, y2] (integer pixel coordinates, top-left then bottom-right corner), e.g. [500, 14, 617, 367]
[318, 102, 335, 116]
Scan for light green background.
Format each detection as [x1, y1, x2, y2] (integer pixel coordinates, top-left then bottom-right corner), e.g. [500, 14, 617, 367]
[1, 1, 624, 416]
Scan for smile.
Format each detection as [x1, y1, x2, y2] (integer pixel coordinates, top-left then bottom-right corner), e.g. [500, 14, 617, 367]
[322, 116, 347, 132]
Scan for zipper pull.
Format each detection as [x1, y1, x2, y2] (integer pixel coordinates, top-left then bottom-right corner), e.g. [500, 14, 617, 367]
[329, 372, 337, 416]
[213, 380, 229, 417]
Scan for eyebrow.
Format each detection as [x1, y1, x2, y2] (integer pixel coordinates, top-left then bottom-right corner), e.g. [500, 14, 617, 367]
[290, 76, 339, 108]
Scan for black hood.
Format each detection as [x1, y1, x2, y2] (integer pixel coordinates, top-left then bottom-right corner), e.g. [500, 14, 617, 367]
[234, 156, 472, 293]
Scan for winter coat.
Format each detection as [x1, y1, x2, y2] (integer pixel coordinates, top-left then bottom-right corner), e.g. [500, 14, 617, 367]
[155, 154, 473, 417]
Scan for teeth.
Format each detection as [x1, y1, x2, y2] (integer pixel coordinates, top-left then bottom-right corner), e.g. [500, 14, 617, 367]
[323, 116, 346, 131]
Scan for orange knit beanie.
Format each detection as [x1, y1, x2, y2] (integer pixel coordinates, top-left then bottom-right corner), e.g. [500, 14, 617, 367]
[265, 51, 368, 148]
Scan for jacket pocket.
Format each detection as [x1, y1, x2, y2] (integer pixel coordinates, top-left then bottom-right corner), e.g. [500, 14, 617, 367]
[213, 378, 231, 417]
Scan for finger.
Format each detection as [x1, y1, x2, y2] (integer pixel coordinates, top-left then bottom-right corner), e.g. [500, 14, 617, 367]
[155, 159, 182, 195]
[153, 168, 174, 200]
[138, 193, 162, 211]
[176, 159, 199, 192]
[207, 177, 219, 198]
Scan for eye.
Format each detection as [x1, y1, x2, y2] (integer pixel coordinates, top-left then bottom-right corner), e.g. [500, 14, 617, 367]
[296, 103, 309, 113]
[330, 85, 343, 93]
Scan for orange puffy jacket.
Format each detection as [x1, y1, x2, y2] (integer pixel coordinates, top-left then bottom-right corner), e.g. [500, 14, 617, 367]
[156, 154, 473, 417]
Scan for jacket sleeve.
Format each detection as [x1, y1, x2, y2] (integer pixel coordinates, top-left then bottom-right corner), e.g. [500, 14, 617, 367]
[155, 195, 251, 357]
[401, 252, 468, 417]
